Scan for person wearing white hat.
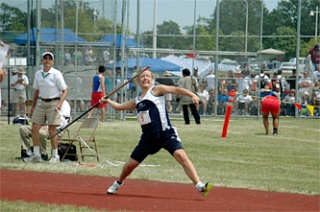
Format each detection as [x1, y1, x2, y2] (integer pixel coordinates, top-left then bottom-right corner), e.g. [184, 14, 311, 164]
[24, 51, 68, 164]
[260, 86, 280, 135]
[10, 68, 29, 117]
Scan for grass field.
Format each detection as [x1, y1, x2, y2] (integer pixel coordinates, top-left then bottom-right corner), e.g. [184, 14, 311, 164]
[0, 116, 319, 210]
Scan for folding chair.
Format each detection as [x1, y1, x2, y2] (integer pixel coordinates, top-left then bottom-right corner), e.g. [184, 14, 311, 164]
[25, 100, 33, 117]
[59, 118, 99, 162]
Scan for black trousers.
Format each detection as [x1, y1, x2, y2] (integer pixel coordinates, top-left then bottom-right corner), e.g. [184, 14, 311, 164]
[182, 104, 201, 125]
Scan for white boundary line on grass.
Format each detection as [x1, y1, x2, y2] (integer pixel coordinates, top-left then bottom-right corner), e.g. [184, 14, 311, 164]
[76, 134, 160, 167]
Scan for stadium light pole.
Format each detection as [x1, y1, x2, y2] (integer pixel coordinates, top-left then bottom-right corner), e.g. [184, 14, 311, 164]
[245, 0, 248, 57]
[310, 6, 319, 42]
[152, 0, 157, 59]
[192, 0, 197, 73]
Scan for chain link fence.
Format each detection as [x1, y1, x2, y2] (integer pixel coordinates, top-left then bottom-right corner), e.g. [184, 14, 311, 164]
[1, 0, 319, 120]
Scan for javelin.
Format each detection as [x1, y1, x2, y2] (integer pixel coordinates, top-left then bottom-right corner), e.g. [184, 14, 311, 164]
[51, 66, 150, 138]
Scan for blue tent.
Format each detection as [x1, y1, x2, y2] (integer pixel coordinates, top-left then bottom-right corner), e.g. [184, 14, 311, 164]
[13, 28, 87, 45]
[106, 57, 181, 72]
[98, 34, 142, 48]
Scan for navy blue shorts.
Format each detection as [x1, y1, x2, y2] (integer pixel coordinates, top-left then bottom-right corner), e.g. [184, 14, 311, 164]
[130, 128, 183, 163]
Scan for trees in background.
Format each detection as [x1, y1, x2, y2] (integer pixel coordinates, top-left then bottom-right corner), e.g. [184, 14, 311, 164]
[1, 0, 319, 59]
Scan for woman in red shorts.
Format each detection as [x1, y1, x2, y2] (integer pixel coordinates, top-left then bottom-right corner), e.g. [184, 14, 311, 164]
[260, 86, 280, 135]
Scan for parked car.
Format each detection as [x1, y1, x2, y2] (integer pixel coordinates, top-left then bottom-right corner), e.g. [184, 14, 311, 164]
[289, 57, 306, 72]
[221, 59, 238, 66]
[248, 63, 260, 72]
[262, 60, 281, 71]
[278, 62, 296, 73]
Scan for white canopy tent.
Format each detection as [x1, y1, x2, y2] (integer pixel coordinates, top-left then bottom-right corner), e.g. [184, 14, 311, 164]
[257, 48, 285, 60]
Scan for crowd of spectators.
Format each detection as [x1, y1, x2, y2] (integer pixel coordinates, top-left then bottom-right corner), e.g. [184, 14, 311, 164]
[98, 59, 320, 118]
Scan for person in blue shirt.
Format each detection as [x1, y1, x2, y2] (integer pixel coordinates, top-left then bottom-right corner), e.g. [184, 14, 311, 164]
[104, 70, 112, 95]
[217, 88, 229, 115]
[101, 69, 212, 197]
[88, 65, 106, 121]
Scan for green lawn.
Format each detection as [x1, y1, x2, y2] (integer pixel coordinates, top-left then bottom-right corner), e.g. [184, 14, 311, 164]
[1, 116, 319, 210]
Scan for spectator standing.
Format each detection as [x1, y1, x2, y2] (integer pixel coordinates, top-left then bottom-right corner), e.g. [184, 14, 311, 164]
[253, 69, 271, 92]
[308, 44, 320, 72]
[103, 49, 110, 65]
[178, 68, 201, 125]
[204, 71, 215, 91]
[64, 49, 72, 66]
[84, 46, 94, 65]
[277, 70, 287, 99]
[237, 70, 252, 95]
[271, 72, 281, 99]
[0, 67, 7, 125]
[197, 83, 209, 115]
[10, 68, 29, 117]
[163, 71, 175, 113]
[105, 70, 112, 95]
[226, 70, 238, 92]
[23, 52, 68, 163]
[73, 49, 82, 65]
[297, 71, 312, 103]
[286, 69, 298, 90]
[101, 69, 212, 197]
[115, 68, 129, 102]
[251, 69, 269, 98]
[88, 65, 107, 121]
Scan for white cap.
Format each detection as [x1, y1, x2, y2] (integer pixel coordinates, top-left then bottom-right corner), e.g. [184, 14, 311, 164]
[42, 52, 54, 60]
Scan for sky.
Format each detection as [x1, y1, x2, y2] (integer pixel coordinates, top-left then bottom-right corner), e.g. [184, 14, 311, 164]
[2, 0, 280, 33]
[129, 0, 279, 33]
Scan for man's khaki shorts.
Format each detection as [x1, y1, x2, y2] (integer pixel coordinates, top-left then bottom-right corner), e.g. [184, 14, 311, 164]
[12, 89, 26, 103]
[32, 99, 61, 126]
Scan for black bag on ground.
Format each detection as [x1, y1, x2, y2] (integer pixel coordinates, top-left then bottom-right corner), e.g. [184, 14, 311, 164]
[58, 143, 78, 161]
[13, 116, 29, 125]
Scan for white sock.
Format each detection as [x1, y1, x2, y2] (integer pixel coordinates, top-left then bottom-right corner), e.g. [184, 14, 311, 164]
[52, 149, 58, 157]
[33, 146, 40, 156]
[26, 149, 33, 156]
[196, 182, 205, 191]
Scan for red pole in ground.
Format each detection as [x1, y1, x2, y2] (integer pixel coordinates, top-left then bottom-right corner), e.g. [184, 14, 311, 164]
[221, 89, 235, 138]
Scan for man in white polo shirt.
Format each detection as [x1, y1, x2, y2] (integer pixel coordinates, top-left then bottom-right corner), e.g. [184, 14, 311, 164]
[24, 52, 68, 163]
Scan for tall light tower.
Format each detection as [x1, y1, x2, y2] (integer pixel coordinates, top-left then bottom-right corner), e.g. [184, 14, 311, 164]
[310, 6, 319, 42]
[152, 0, 157, 59]
[245, 0, 248, 56]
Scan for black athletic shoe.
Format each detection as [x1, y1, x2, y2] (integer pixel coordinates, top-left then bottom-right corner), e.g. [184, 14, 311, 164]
[21, 150, 29, 159]
[41, 154, 49, 161]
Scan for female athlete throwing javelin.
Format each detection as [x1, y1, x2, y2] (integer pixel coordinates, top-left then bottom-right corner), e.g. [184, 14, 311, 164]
[101, 69, 212, 197]
[260, 86, 281, 135]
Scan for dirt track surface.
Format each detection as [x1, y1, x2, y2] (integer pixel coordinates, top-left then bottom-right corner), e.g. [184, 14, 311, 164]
[1, 169, 319, 211]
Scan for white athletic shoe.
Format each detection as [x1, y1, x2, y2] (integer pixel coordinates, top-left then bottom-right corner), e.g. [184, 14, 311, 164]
[49, 155, 60, 163]
[197, 182, 213, 197]
[23, 154, 42, 163]
[107, 180, 123, 194]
